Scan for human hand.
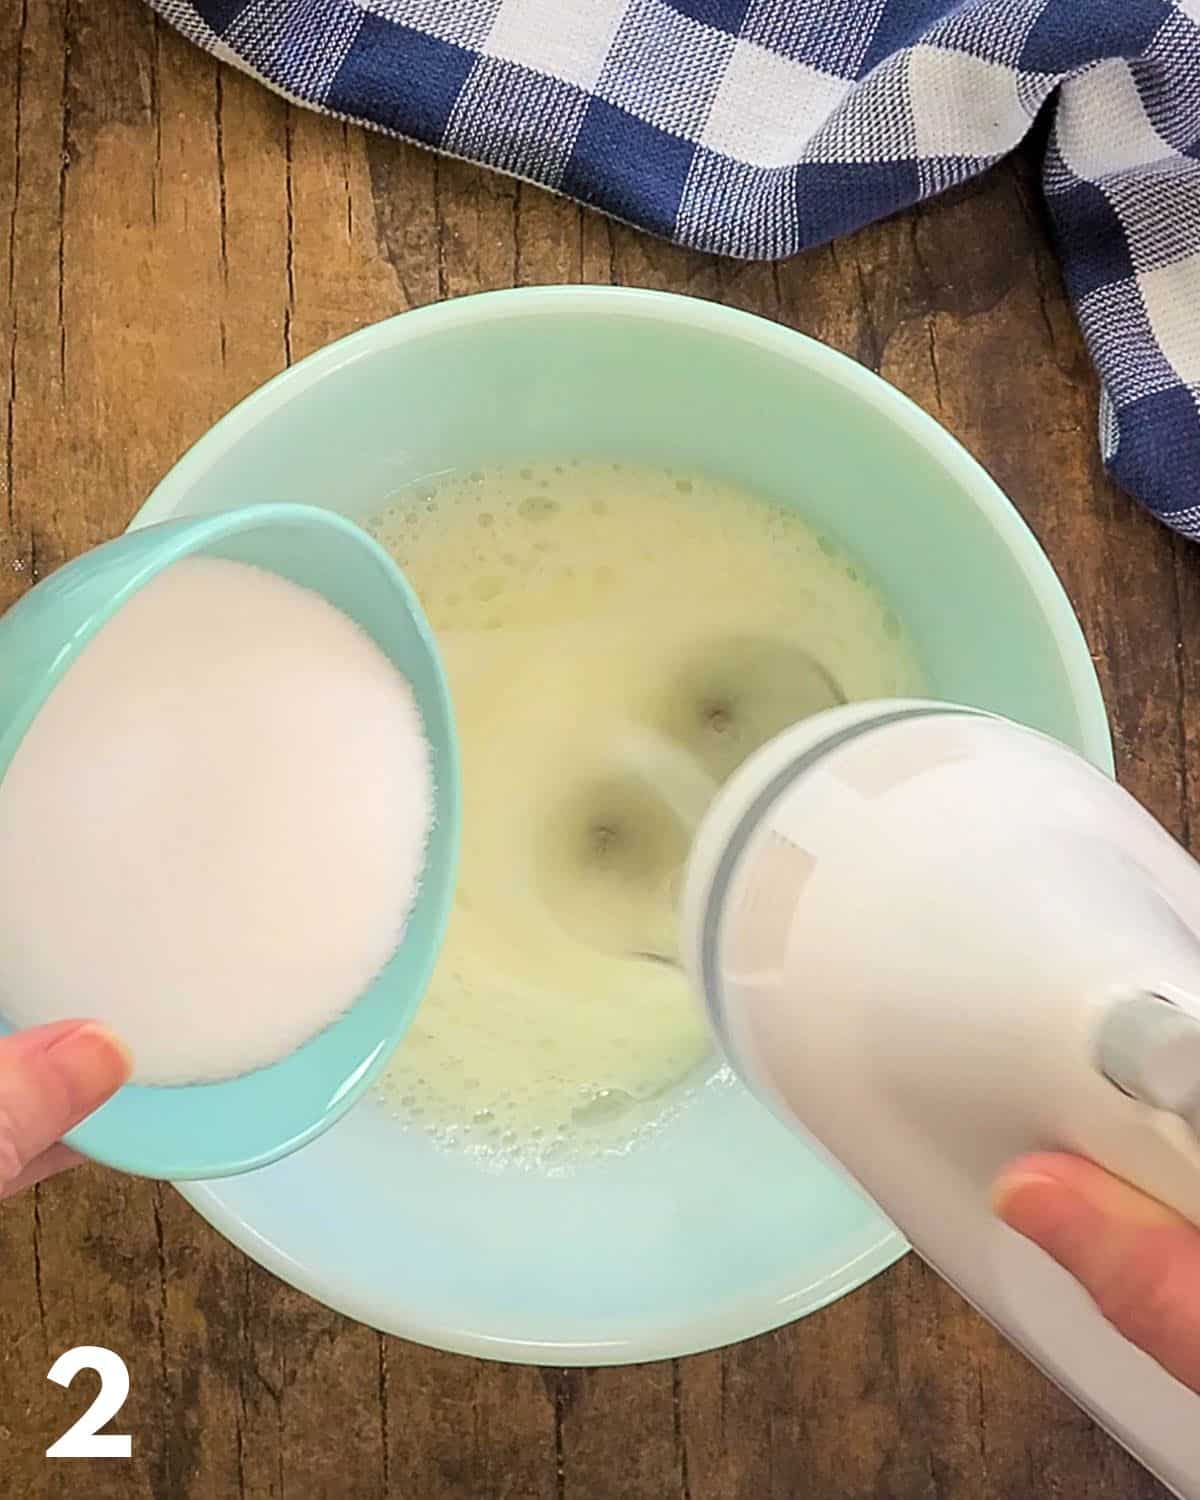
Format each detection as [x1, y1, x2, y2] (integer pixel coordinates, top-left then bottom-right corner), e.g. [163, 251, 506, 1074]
[0, 1021, 132, 1200]
[994, 1152, 1200, 1393]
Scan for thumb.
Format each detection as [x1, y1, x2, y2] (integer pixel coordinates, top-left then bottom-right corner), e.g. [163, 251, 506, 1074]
[994, 1151, 1200, 1393]
[0, 1022, 132, 1193]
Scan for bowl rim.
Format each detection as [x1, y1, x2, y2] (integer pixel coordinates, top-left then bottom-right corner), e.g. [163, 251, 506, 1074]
[132, 287, 1112, 775]
[172, 1183, 908, 1366]
[131, 284, 1111, 1364]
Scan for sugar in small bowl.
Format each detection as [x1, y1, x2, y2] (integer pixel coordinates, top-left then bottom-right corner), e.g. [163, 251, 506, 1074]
[0, 503, 459, 1179]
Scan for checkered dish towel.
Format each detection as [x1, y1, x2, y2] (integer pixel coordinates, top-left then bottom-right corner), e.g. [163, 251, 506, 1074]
[154, 0, 1200, 534]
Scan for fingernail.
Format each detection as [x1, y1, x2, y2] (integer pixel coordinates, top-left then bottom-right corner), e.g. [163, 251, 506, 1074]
[997, 1156, 1183, 1230]
[43, 1023, 134, 1114]
[991, 1169, 1058, 1218]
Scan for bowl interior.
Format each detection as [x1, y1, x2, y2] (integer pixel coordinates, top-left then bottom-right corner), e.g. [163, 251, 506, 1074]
[136, 288, 1109, 1361]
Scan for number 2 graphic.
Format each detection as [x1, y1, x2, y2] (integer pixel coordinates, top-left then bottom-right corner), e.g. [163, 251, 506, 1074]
[46, 1347, 132, 1458]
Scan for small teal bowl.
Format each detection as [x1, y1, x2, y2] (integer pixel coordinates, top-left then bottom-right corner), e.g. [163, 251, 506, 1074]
[0, 503, 459, 1180]
[131, 287, 1109, 1363]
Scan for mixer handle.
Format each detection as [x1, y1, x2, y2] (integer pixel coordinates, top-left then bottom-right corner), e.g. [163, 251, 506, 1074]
[1097, 987, 1200, 1135]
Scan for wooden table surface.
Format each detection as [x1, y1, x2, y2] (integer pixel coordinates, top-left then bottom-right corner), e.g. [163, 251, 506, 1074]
[0, 4, 1191, 1497]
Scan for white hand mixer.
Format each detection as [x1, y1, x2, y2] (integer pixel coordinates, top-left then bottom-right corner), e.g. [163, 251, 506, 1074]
[678, 699, 1200, 1500]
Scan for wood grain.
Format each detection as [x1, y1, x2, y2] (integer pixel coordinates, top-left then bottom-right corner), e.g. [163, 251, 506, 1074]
[0, 2, 1184, 1495]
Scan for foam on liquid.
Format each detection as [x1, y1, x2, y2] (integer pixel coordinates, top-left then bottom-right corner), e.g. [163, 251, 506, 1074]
[372, 462, 921, 1168]
[0, 556, 433, 1085]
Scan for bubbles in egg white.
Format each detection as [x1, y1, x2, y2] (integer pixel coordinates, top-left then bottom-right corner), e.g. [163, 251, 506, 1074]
[370, 462, 921, 1170]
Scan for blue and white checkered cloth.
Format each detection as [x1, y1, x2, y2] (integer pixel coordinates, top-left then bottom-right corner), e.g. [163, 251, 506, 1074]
[152, 0, 1200, 534]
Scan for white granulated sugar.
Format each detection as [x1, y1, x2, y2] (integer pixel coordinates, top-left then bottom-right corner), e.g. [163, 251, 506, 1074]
[0, 556, 433, 1086]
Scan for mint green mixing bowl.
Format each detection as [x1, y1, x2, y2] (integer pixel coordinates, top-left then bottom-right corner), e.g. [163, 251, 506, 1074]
[0, 504, 458, 1180]
[134, 287, 1110, 1362]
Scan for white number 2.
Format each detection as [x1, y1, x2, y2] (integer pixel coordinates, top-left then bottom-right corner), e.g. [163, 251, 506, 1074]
[46, 1346, 132, 1459]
